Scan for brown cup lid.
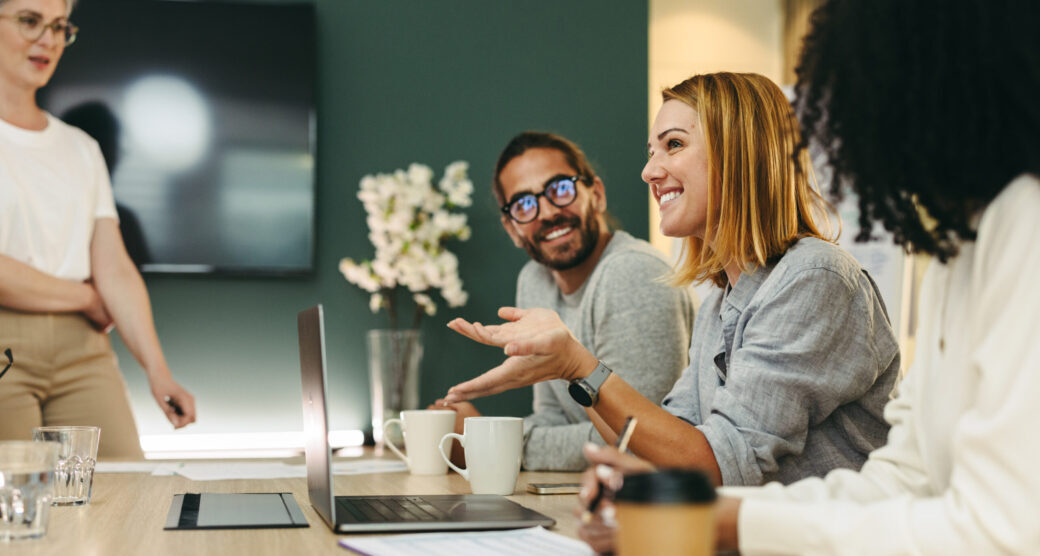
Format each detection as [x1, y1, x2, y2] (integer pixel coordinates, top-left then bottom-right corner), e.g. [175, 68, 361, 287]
[615, 469, 716, 504]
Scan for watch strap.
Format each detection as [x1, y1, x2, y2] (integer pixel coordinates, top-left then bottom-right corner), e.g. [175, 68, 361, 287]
[568, 361, 613, 407]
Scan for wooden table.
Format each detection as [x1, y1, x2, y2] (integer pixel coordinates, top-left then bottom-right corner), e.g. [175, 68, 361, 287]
[7, 457, 584, 556]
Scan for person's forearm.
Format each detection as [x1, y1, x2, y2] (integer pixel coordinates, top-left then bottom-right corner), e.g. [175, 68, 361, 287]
[0, 254, 96, 313]
[92, 249, 169, 379]
[587, 409, 617, 445]
[593, 373, 723, 484]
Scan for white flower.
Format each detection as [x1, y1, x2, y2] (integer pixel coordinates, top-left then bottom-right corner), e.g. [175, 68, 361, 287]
[413, 293, 436, 316]
[369, 293, 384, 313]
[342, 161, 472, 324]
[339, 258, 381, 293]
[407, 163, 434, 187]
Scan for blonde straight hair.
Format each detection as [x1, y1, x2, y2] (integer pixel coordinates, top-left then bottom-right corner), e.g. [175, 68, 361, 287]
[663, 72, 833, 288]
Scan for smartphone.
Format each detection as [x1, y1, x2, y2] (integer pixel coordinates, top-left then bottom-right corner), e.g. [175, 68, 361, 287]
[526, 482, 583, 495]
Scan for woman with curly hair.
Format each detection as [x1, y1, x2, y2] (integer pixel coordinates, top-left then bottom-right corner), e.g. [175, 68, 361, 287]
[580, 0, 1040, 553]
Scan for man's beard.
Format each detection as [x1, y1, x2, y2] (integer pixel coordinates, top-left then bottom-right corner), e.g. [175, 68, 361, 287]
[521, 214, 601, 271]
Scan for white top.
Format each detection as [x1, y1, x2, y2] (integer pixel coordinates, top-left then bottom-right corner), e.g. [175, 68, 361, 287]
[0, 113, 117, 281]
[727, 174, 1040, 555]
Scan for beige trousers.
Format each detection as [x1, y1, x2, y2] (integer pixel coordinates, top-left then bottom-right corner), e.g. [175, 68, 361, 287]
[0, 307, 144, 459]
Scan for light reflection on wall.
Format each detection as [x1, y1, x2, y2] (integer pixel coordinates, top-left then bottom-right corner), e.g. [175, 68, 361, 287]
[123, 75, 212, 172]
[218, 150, 314, 267]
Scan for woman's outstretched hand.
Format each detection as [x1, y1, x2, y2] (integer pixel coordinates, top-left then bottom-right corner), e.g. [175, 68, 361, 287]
[443, 307, 597, 403]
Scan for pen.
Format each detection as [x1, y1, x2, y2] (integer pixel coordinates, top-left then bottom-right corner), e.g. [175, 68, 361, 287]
[0, 348, 12, 381]
[582, 416, 637, 523]
[165, 396, 185, 417]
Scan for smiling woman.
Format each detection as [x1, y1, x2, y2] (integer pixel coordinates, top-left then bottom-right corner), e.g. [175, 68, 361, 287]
[445, 72, 901, 498]
[647, 73, 830, 288]
[0, 0, 195, 458]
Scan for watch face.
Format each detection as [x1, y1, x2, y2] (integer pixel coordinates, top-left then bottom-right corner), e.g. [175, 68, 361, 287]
[568, 381, 594, 407]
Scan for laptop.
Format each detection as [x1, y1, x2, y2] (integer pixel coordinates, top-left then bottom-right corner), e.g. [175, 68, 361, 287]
[297, 304, 556, 533]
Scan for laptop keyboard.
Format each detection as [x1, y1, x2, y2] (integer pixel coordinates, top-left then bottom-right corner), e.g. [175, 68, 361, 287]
[336, 496, 449, 523]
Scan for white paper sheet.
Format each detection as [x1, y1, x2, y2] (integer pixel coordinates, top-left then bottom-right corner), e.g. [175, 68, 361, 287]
[92, 461, 180, 475]
[153, 459, 408, 481]
[338, 526, 594, 556]
[94, 461, 162, 474]
[330, 459, 408, 475]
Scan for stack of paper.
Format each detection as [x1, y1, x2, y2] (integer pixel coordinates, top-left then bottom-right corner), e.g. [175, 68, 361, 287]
[339, 527, 594, 556]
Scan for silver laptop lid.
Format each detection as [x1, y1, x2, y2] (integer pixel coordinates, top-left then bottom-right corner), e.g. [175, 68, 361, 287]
[297, 304, 337, 528]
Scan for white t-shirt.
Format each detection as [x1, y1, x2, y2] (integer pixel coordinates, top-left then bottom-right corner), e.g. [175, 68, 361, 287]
[0, 113, 117, 281]
[728, 174, 1040, 555]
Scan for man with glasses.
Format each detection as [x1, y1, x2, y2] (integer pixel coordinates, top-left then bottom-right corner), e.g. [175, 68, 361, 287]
[437, 131, 696, 471]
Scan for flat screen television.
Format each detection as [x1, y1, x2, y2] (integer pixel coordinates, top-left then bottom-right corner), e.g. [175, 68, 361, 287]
[39, 0, 316, 275]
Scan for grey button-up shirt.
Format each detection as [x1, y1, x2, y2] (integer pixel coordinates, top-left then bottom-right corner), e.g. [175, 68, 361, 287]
[662, 237, 900, 486]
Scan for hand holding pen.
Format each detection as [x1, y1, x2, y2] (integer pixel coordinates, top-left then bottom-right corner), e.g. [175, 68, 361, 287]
[581, 416, 642, 523]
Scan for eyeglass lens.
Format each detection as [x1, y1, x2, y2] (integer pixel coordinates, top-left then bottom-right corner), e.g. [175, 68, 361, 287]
[13, 13, 77, 45]
[509, 177, 579, 223]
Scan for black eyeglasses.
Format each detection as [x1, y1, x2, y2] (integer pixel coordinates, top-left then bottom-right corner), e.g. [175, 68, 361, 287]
[0, 11, 78, 46]
[501, 175, 583, 224]
[0, 348, 11, 382]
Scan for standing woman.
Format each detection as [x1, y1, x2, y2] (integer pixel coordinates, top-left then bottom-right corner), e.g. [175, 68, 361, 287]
[0, 0, 195, 458]
[444, 72, 901, 488]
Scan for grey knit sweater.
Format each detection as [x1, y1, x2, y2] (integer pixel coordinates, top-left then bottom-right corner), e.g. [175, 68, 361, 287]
[517, 231, 696, 471]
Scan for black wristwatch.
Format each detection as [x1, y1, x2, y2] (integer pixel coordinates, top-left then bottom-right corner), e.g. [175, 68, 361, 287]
[568, 361, 613, 407]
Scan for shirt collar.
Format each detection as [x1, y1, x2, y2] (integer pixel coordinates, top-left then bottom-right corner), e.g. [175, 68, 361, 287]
[720, 262, 773, 316]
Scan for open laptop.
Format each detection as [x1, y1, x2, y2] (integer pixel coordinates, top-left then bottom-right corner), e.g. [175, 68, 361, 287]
[297, 304, 555, 533]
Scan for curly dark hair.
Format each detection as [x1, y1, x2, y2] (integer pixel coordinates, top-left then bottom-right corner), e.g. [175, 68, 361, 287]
[794, 0, 1040, 261]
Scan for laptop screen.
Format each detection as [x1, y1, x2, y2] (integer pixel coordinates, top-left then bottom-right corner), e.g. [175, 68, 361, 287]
[297, 305, 336, 527]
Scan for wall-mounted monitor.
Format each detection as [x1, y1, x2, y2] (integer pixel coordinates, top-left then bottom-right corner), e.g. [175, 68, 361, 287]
[40, 0, 316, 275]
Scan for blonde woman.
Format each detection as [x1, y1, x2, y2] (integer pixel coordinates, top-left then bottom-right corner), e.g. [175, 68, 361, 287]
[0, 0, 195, 458]
[443, 72, 900, 487]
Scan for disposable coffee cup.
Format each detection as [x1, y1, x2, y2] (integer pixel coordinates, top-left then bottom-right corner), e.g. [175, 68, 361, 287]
[614, 469, 717, 556]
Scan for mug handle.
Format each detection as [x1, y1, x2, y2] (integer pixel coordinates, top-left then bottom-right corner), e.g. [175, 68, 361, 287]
[438, 432, 468, 480]
[382, 419, 409, 467]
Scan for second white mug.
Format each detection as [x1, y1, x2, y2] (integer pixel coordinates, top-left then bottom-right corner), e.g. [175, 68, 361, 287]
[382, 410, 457, 475]
[438, 416, 522, 495]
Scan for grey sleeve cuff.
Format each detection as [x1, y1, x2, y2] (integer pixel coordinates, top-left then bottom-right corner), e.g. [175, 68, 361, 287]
[521, 421, 605, 472]
[698, 415, 764, 487]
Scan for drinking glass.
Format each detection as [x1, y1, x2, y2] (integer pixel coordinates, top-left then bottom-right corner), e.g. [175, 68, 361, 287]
[0, 441, 59, 541]
[31, 426, 100, 506]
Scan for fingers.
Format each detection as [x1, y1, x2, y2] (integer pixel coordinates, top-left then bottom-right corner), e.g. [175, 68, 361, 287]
[443, 364, 516, 403]
[503, 326, 571, 357]
[158, 389, 196, 428]
[579, 466, 600, 505]
[576, 500, 618, 554]
[583, 443, 655, 474]
[497, 306, 525, 321]
[447, 318, 505, 347]
[446, 318, 488, 344]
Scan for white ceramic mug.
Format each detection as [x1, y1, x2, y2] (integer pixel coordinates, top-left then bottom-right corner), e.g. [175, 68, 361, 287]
[438, 416, 522, 495]
[382, 410, 457, 475]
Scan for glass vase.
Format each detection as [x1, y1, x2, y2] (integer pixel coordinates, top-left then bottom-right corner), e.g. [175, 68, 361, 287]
[367, 329, 422, 446]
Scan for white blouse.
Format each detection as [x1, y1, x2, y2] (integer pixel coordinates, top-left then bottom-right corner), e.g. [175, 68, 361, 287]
[728, 174, 1040, 555]
[0, 114, 117, 281]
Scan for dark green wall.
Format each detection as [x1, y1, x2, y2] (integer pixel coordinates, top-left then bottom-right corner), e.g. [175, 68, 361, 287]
[114, 0, 650, 436]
